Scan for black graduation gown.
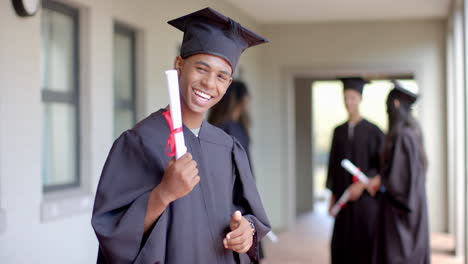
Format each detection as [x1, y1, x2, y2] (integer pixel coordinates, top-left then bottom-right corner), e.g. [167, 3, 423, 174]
[216, 120, 264, 261]
[373, 127, 430, 264]
[326, 119, 384, 264]
[217, 121, 252, 172]
[91, 109, 271, 264]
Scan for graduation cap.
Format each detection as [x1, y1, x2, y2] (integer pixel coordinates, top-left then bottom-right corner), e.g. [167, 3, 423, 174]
[168, 7, 269, 72]
[339, 77, 369, 95]
[390, 80, 418, 105]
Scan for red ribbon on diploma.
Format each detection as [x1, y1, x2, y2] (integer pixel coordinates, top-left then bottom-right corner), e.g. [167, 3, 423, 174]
[352, 167, 361, 183]
[162, 109, 183, 157]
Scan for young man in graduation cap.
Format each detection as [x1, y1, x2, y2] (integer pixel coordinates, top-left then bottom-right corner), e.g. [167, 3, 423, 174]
[326, 77, 384, 264]
[91, 7, 270, 264]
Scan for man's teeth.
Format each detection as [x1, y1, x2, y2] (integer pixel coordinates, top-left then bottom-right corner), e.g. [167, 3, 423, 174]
[194, 89, 211, 100]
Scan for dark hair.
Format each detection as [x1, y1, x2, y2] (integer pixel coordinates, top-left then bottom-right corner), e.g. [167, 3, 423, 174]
[208, 80, 251, 133]
[382, 89, 428, 170]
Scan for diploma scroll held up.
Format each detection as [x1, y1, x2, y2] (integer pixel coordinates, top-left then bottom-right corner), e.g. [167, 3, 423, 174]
[341, 159, 369, 185]
[164, 69, 187, 160]
[330, 159, 370, 217]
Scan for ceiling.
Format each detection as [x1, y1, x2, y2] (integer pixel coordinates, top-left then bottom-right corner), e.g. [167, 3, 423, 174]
[223, 0, 453, 24]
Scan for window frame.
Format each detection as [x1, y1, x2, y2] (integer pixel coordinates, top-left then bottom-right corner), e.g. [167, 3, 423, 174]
[113, 22, 137, 137]
[41, 0, 81, 192]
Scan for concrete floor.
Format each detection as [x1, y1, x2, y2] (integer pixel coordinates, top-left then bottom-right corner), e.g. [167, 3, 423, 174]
[262, 202, 463, 264]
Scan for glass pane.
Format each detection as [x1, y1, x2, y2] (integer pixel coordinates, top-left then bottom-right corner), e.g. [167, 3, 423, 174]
[312, 81, 347, 200]
[114, 32, 133, 101]
[42, 103, 78, 188]
[360, 80, 393, 131]
[41, 8, 75, 92]
[40, 9, 51, 90]
[114, 109, 133, 138]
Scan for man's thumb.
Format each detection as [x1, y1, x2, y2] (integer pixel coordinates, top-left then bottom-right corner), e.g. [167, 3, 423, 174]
[230, 210, 242, 230]
[233, 210, 242, 221]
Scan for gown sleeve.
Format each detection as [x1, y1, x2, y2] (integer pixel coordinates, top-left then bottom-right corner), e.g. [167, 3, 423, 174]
[365, 127, 385, 178]
[231, 137, 271, 262]
[381, 130, 419, 212]
[326, 128, 339, 193]
[91, 130, 169, 264]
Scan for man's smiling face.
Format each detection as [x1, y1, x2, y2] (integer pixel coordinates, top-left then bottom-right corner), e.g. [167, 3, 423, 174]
[176, 53, 233, 116]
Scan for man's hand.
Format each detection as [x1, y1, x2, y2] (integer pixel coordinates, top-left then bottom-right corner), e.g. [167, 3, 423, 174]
[223, 211, 253, 253]
[158, 152, 200, 204]
[348, 181, 365, 201]
[367, 175, 381, 197]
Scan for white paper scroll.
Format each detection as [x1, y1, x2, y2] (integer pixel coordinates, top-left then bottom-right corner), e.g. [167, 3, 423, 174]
[341, 159, 369, 185]
[165, 69, 187, 159]
[330, 159, 370, 217]
[330, 190, 350, 217]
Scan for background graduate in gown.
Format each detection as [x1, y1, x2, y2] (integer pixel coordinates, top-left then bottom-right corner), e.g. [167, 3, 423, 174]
[208, 80, 253, 167]
[368, 81, 430, 264]
[91, 7, 271, 264]
[208, 80, 265, 262]
[326, 77, 384, 264]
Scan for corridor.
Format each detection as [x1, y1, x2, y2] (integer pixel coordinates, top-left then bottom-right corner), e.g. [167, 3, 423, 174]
[263, 202, 463, 264]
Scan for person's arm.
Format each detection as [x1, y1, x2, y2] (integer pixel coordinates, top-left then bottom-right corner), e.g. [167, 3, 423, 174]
[326, 128, 339, 192]
[144, 186, 171, 233]
[144, 153, 200, 233]
[380, 131, 419, 212]
[327, 130, 340, 215]
[366, 128, 385, 195]
[365, 127, 385, 178]
[93, 131, 168, 263]
[367, 175, 381, 197]
[347, 181, 366, 201]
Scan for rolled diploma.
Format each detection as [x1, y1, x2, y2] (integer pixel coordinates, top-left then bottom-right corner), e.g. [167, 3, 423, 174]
[330, 189, 350, 217]
[331, 160, 371, 217]
[165, 69, 187, 159]
[341, 159, 369, 185]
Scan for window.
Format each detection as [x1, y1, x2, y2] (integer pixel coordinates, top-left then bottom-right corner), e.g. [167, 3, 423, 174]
[41, 0, 80, 192]
[113, 23, 137, 138]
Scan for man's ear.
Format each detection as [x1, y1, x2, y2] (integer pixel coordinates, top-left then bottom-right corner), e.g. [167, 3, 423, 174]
[174, 56, 184, 74]
[394, 99, 400, 109]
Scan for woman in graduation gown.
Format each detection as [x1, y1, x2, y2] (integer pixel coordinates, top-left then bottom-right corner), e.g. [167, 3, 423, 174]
[208, 80, 253, 167]
[368, 81, 430, 264]
[326, 77, 384, 264]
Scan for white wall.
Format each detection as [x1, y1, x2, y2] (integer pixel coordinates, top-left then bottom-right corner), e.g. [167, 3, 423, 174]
[0, 0, 264, 263]
[256, 20, 448, 232]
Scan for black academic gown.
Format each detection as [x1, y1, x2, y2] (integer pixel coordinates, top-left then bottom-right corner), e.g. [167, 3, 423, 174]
[217, 121, 252, 173]
[216, 120, 264, 261]
[373, 127, 430, 264]
[326, 119, 384, 264]
[91, 109, 271, 264]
